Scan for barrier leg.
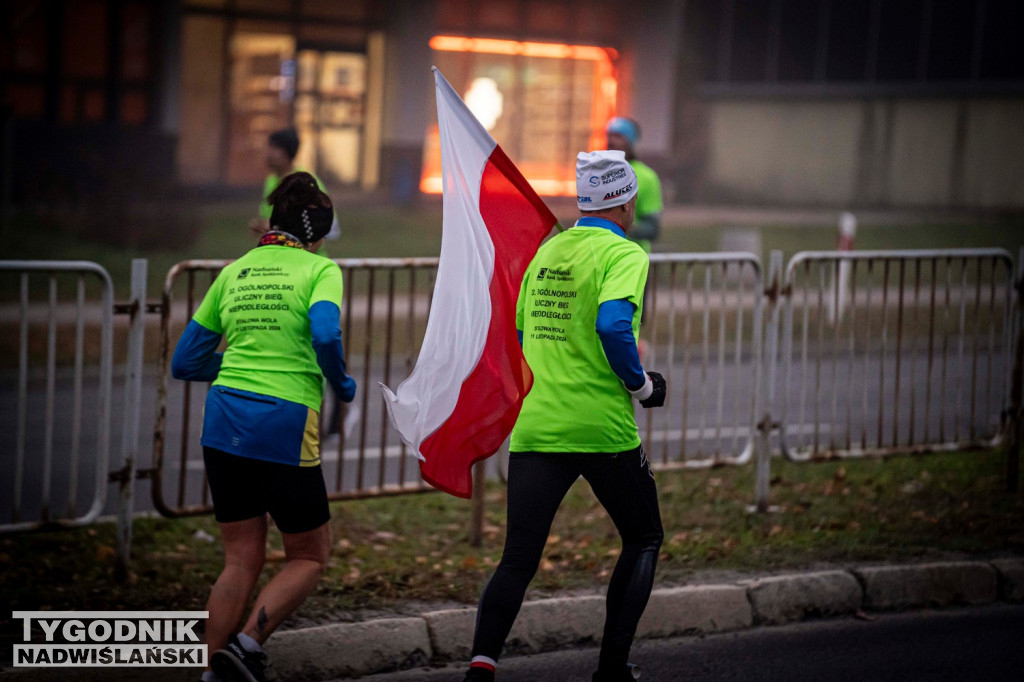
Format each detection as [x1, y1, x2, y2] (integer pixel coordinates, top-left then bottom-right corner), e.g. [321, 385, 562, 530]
[115, 259, 147, 581]
[1008, 251, 1023, 493]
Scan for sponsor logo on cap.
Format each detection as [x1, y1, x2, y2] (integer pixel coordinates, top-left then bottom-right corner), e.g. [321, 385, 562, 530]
[600, 167, 627, 184]
[577, 195, 592, 203]
[588, 176, 600, 187]
[603, 183, 634, 200]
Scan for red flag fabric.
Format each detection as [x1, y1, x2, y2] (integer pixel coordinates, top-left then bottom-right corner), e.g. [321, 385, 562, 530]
[379, 68, 557, 498]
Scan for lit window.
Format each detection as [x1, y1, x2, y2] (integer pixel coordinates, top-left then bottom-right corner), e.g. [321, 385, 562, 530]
[422, 36, 618, 196]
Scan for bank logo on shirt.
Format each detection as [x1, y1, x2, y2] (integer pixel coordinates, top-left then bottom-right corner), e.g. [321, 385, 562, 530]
[537, 267, 548, 280]
[237, 268, 250, 279]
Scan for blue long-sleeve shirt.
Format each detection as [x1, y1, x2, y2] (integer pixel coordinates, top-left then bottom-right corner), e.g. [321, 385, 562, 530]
[595, 298, 645, 390]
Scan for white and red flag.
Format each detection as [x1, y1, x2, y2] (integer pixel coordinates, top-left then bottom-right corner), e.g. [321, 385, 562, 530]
[379, 68, 556, 498]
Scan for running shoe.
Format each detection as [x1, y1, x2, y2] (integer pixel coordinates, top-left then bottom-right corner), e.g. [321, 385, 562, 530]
[211, 634, 270, 682]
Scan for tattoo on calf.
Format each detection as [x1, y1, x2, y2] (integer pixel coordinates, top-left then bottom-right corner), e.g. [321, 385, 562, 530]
[256, 606, 268, 639]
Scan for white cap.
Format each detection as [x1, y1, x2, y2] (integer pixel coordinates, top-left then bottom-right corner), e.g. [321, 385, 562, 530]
[576, 150, 638, 211]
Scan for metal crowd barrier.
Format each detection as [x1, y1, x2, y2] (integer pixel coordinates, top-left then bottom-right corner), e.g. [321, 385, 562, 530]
[752, 247, 1019, 510]
[0, 261, 114, 532]
[4, 247, 1021, 532]
[777, 249, 1014, 458]
[642, 253, 763, 470]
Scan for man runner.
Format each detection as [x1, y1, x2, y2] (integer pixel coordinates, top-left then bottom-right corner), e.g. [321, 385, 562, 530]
[463, 150, 666, 682]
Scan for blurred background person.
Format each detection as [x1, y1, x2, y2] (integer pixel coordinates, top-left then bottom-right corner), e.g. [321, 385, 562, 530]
[605, 117, 663, 254]
[248, 127, 340, 244]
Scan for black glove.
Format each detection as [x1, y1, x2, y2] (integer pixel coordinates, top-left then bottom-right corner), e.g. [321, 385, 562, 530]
[639, 371, 666, 408]
[628, 371, 666, 408]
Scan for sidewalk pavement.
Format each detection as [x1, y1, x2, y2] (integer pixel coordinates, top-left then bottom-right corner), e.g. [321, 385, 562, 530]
[5, 557, 1022, 681]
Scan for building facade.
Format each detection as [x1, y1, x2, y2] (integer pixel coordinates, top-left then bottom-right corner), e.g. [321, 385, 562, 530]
[4, 0, 1023, 209]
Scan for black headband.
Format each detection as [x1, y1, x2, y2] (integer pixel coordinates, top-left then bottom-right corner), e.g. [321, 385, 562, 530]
[269, 205, 333, 244]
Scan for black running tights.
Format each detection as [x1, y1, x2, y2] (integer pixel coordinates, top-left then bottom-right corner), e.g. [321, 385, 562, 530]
[470, 446, 664, 670]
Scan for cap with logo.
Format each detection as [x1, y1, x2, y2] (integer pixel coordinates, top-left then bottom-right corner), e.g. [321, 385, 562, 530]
[575, 150, 638, 211]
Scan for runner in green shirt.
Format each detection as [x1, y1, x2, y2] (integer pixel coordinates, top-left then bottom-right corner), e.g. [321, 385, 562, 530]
[606, 117, 663, 254]
[464, 151, 666, 682]
[172, 172, 355, 682]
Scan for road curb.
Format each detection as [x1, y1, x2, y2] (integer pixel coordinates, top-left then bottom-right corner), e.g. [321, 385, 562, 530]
[259, 558, 1022, 679]
[265, 617, 432, 682]
[4, 559, 1020, 680]
[990, 558, 1024, 602]
[853, 562, 998, 610]
[742, 570, 862, 625]
[638, 584, 752, 637]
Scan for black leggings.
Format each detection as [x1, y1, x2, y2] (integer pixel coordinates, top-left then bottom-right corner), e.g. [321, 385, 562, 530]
[471, 446, 663, 670]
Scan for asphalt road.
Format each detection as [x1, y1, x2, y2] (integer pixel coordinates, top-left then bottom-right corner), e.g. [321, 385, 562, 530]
[349, 604, 1024, 682]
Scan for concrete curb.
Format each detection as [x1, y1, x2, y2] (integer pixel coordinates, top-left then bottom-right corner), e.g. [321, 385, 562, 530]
[990, 558, 1024, 602]
[742, 570, 862, 625]
[5, 559, 1022, 680]
[260, 558, 1024, 679]
[853, 562, 998, 610]
[266, 617, 432, 682]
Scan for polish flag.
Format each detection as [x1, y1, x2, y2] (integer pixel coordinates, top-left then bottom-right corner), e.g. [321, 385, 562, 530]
[379, 68, 556, 498]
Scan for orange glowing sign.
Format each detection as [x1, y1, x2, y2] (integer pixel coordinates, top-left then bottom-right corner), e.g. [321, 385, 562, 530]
[422, 35, 619, 196]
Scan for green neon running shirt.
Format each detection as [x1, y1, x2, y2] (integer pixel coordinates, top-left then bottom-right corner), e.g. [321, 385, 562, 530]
[192, 245, 343, 411]
[511, 223, 649, 452]
[631, 159, 663, 220]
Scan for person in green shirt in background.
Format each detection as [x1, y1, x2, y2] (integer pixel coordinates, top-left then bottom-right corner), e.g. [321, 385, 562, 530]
[605, 117, 663, 254]
[606, 117, 662, 360]
[248, 127, 340, 243]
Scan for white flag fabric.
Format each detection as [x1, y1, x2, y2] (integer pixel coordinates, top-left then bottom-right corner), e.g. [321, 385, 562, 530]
[379, 68, 556, 498]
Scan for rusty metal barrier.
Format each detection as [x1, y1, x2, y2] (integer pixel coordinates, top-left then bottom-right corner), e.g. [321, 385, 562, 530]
[641, 253, 764, 470]
[152, 257, 439, 517]
[151, 248, 1019, 518]
[0, 261, 114, 532]
[773, 249, 1016, 461]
